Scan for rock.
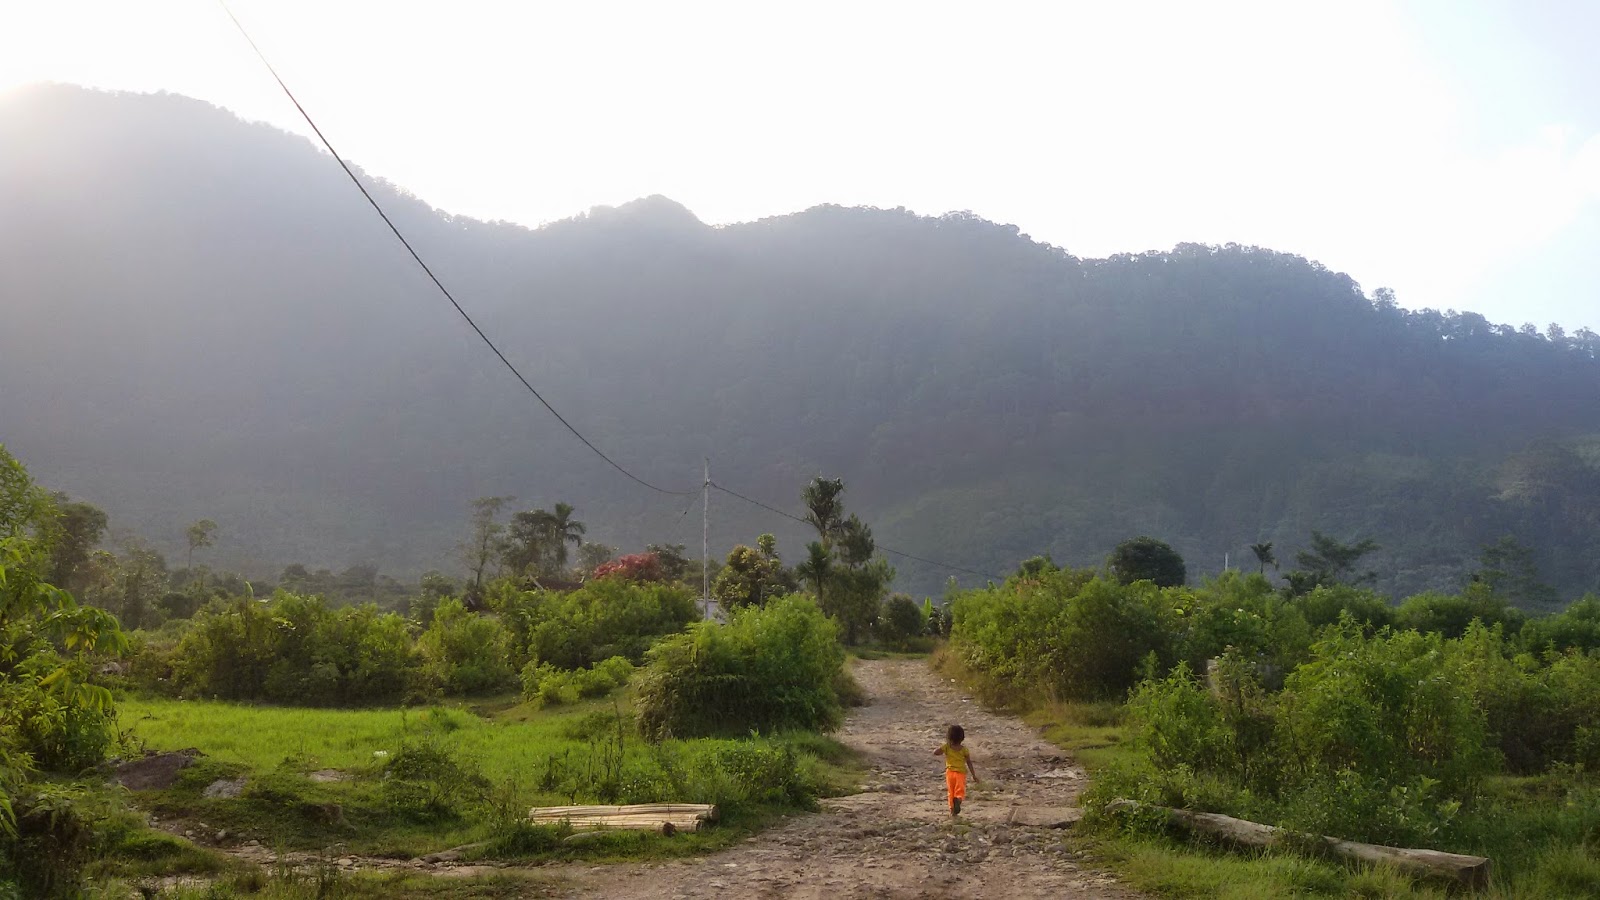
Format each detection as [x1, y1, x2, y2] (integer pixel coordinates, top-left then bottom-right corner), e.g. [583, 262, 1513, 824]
[419, 849, 463, 863]
[202, 777, 246, 799]
[308, 769, 347, 783]
[215, 830, 228, 842]
[113, 749, 202, 791]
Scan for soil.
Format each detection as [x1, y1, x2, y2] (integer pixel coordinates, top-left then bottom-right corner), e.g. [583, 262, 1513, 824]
[549, 657, 1141, 899]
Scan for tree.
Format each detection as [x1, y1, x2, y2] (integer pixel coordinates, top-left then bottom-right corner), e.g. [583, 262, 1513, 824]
[1471, 536, 1558, 610]
[647, 543, 690, 582]
[500, 503, 586, 583]
[712, 541, 791, 608]
[547, 502, 586, 571]
[185, 518, 217, 571]
[461, 496, 513, 605]
[112, 540, 168, 631]
[795, 477, 892, 643]
[1250, 542, 1277, 576]
[878, 594, 924, 649]
[45, 496, 107, 593]
[1108, 536, 1187, 587]
[577, 542, 616, 574]
[1293, 531, 1379, 589]
[0, 444, 127, 841]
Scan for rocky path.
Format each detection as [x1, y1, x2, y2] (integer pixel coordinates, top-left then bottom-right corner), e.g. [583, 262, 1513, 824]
[553, 658, 1140, 899]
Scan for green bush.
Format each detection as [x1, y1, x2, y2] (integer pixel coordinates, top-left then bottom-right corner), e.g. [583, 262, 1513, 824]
[636, 596, 846, 739]
[380, 741, 488, 823]
[417, 599, 515, 696]
[1099, 621, 1502, 846]
[169, 594, 422, 704]
[951, 571, 1178, 700]
[1395, 583, 1525, 639]
[521, 655, 634, 707]
[876, 594, 925, 651]
[495, 578, 699, 671]
[1520, 595, 1600, 653]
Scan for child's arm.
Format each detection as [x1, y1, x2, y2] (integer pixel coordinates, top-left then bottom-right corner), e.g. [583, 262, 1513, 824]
[932, 745, 945, 756]
[966, 751, 980, 782]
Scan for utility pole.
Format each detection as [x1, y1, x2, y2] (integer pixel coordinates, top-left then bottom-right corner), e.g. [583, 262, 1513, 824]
[702, 457, 711, 620]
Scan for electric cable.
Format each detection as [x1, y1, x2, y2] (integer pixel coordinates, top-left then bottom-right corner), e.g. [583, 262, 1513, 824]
[218, 0, 695, 496]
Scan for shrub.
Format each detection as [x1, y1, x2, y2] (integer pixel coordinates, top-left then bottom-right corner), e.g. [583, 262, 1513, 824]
[636, 596, 846, 739]
[876, 594, 925, 650]
[951, 572, 1177, 700]
[380, 741, 488, 822]
[417, 599, 515, 695]
[169, 594, 422, 704]
[521, 656, 634, 707]
[1395, 583, 1525, 638]
[496, 578, 698, 671]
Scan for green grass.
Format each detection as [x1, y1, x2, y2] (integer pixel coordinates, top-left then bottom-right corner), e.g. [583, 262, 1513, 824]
[113, 693, 861, 862]
[120, 696, 591, 785]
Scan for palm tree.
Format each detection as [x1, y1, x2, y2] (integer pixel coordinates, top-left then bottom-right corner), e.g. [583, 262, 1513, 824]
[795, 541, 834, 607]
[548, 502, 586, 571]
[1250, 542, 1277, 575]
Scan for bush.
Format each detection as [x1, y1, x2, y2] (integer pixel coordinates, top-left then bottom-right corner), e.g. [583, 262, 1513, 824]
[417, 599, 515, 696]
[380, 741, 488, 823]
[495, 578, 698, 671]
[876, 595, 925, 650]
[169, 593, 422, 704]
[1395, 583, 1524, 639]
[951, 571, 1177, 700]
[521, 656, 634, 707]
[636, 596, 846, 739]
[1099, 621, 1501, 846]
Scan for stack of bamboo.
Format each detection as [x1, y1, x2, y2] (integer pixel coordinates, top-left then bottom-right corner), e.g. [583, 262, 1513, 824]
[527, 803, 718, 834]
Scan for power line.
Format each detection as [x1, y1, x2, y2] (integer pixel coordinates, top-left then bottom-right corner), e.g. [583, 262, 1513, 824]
[217, 1, 695, 497]
[709, 482, 1006, 582]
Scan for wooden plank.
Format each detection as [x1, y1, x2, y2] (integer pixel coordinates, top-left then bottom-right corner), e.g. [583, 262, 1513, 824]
[527, 802, 718, 834]
[1105, 800, 1490, 890]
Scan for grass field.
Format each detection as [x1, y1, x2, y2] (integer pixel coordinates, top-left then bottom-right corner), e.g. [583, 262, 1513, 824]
[110, 693, 859, 863]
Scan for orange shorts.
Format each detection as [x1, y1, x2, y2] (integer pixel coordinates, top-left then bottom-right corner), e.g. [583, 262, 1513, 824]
[945, 769, 967, 803]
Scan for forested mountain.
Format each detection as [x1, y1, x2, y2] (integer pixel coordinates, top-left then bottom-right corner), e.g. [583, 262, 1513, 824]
[3, 84, 1599, 600]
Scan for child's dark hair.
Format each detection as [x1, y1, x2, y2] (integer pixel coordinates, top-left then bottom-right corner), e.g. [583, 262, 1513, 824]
[947, 724, 964, 745]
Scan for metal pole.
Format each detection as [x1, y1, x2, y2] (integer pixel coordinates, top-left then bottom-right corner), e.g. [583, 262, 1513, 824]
[702, 457, 710, 619]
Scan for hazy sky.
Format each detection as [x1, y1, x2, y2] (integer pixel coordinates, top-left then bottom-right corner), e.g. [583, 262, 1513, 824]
[3, 0, 1597, 330]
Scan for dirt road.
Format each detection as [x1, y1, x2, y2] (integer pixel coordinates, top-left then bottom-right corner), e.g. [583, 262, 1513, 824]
[556, 658, 1140, 899]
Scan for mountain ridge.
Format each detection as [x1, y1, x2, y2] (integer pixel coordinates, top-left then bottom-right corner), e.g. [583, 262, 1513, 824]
[2, 84, 1597, 599]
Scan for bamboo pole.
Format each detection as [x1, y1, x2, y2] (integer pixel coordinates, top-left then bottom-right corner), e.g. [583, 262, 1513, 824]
[1105, 800, 1491, 890]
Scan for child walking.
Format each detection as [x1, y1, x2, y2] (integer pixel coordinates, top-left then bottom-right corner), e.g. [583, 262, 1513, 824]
[934, 724, 979, 817]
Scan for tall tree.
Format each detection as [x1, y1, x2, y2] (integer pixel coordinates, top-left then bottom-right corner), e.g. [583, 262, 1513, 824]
[185, 518, 217, 570]
[185, 518, 217, 594]
[46, 495, 108, 592]
[548, 502, 586, 571]
[1293, 531, 1380, 589]
[1250, 542, 1277, 576]
[461, 495, 514, 603]
[796, 477, 891, 643]
[1471, 536, 1558, 610]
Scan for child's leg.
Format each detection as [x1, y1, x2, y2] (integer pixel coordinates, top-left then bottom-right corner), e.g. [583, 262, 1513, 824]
[945, 770, 966, 816]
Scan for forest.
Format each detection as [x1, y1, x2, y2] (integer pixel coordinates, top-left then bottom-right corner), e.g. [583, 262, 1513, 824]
[3, 84, 1599, 600]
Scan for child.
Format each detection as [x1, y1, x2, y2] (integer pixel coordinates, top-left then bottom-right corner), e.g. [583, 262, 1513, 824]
[933, 724, 979, 817]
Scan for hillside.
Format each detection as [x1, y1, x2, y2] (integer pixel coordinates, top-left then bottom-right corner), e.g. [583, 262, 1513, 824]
[2, 84, 1598, 600]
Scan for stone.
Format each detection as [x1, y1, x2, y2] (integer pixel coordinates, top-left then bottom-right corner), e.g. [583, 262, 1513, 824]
[202, 777, 247, 799]
[113, 750, 202, 791]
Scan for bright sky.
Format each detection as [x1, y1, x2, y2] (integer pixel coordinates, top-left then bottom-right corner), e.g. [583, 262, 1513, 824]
[3, 0, 1597, 330]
